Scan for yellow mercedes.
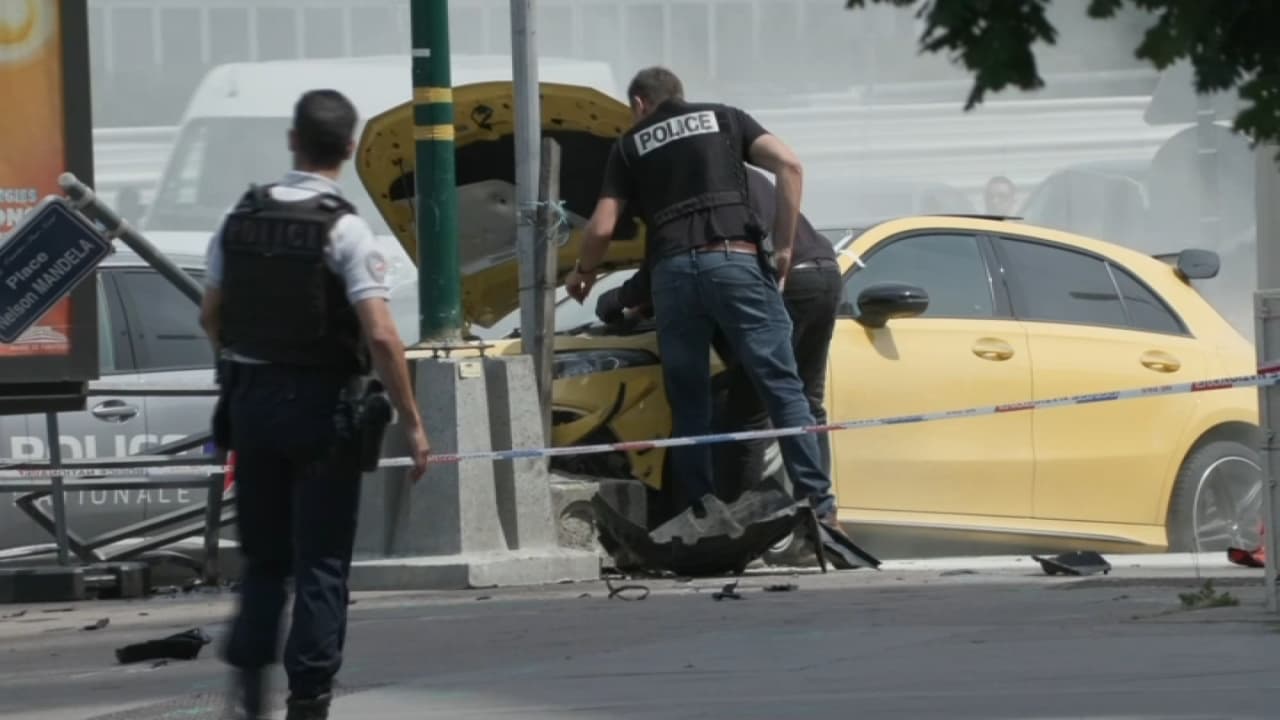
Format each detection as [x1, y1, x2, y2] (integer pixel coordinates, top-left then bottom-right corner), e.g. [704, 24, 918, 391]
[358, 82, 1263, 561]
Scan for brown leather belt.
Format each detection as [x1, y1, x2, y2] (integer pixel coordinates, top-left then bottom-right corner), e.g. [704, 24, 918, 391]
[692, 239, 758, 255]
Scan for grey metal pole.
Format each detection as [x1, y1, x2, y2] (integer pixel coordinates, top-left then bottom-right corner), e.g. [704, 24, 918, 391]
[1255, 144, 1280, 612]
[534, 138, 563, 436]
[44, 412, 70, 566]
[58, 173, 204, 305]
[510, 0, 550, 409]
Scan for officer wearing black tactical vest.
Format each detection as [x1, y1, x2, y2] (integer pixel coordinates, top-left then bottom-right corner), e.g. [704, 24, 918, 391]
[565, 67, 839, 530]
[199, 89, 431, 720]
[595, 165, 842, 505]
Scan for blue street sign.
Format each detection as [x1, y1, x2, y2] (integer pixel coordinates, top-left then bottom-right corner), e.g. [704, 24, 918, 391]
[0, 196, 113, 344]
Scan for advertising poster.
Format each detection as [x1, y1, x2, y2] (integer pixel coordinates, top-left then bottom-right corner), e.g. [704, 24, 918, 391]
[0, 0, 72, 358]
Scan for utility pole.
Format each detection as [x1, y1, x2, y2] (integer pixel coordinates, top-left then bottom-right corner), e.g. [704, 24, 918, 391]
[510, 0, 555, 435]
[410, 0, 462, 342]
[1256, 143, 1280, 612]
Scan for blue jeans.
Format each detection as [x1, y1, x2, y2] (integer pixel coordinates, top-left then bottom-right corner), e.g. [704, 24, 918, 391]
[649, 249, 835, 517]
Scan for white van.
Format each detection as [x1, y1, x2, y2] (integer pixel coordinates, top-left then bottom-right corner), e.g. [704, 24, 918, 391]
[137, 53, 621, 275]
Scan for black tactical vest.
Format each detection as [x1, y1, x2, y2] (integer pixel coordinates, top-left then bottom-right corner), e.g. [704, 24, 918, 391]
[616, 100, 755, 238]
[219, 184, 368, 374]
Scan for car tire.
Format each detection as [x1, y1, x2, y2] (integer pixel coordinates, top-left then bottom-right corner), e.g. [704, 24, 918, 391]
[1166, 438, 1264, 553]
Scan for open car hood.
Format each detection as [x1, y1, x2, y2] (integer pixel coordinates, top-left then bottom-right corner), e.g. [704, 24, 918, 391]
[356, 81, 647, 329]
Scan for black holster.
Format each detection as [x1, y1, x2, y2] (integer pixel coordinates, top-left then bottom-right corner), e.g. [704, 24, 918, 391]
[351, 379, 393, 472]
[748, 220, 779, 283]
[211, 359, 236, 452]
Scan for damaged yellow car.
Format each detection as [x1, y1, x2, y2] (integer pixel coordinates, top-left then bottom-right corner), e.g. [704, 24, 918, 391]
[358, 82, 1264, 561]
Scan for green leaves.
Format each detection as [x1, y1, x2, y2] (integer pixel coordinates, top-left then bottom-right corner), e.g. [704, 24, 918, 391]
[843, 0, 1280, 148]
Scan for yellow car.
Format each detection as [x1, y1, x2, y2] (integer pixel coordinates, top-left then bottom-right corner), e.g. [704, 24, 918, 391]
[359, 82, 1263, 560]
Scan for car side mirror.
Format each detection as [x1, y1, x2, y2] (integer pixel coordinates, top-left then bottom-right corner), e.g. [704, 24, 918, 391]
[1175, 249, 1219, 280]
[855, 282, 929, 328]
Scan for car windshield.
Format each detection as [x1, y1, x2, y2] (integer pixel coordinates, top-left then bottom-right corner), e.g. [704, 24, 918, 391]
[144, 117, 393, 237]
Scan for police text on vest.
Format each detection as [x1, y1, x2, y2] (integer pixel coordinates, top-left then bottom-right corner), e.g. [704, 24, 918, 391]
[634, 111, 720, 156]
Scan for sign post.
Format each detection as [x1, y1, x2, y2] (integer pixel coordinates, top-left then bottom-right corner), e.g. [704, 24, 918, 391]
[0, 197, 113, 345]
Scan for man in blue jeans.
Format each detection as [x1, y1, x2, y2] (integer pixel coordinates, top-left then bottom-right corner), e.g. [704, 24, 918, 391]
[564, 66, 838, 531]
[595, 165, 841, 504]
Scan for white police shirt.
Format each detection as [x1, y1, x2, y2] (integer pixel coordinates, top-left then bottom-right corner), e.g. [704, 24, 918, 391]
[204, 171, 391, 364]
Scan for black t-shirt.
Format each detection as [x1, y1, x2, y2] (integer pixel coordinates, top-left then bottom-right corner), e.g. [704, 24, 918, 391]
[600, 102, 771, 257]
[613, 166, 836, 310]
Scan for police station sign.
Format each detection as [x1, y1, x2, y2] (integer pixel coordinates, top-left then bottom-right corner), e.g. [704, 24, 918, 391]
[0, 196, 111, 344]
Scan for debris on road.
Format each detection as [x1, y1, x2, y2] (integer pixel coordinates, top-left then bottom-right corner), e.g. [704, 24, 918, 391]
[604, 578, 650, 601]
[592, 479, 812, 577]
[712, 582, 742, 601]
[940, 569, 978, 577]
[115, 628, 211, 665]
[82, 618, 109, 631]
[1031, 551, 1112, 576]
[763, 583, 798, 592]
[1227, 524, 1266, 567]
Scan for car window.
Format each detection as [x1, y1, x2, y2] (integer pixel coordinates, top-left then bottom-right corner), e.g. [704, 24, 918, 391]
[1110, 264, 1184, 335]
[998, 238, 1127, 328]
[97, 275, 116, 373]
[114, 270, 214, 372]
[98, 271, 138, 374]
[843, 233, 994, 319]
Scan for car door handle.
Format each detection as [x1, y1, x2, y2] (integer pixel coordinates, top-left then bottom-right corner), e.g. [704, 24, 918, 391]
[972, 338, 1015, 361]
[1140, 350, 1181, 373]
[91, 400, 139, 422]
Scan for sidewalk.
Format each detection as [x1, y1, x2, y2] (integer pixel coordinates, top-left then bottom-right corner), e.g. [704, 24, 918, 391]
[0, 553, 1275, 720]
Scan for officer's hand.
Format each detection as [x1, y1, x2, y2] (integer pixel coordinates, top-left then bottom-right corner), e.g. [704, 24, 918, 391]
[565, 267, 597, 304]
[406, 425, 432, 482]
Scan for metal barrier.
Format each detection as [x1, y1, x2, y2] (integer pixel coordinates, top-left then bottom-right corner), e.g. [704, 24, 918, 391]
[0, 384, 233, 584]
[0, 176, 233, 588]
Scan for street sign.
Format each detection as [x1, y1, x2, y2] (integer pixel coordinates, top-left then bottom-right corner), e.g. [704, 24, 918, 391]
[0, 196, 112, 345]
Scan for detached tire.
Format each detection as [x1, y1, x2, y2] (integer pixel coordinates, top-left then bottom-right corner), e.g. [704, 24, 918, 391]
[1166, 438, 1263, 553]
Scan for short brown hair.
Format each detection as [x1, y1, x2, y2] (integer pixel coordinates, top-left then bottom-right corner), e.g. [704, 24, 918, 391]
[627, 67, 684, 106]
[293, 89, 358, 168]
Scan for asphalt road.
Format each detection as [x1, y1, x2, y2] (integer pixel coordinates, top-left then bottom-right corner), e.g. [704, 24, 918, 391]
[0, 556, 1277, 720]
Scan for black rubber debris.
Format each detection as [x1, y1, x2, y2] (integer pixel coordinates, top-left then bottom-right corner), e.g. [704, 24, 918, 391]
[593, 478, 810, 577]
[82, 618, 110, 631]
[1031, 551, 1112, 576]
[115, 628, 211, 665]
[712, 581, 742, 601]
[764, 583, 798, 592]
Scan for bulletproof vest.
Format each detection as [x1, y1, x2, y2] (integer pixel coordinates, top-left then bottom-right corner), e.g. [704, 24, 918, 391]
[219, 184, 368, 374]
[616, 100, 754, 236]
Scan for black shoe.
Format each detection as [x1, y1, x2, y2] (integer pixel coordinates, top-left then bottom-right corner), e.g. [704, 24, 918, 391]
[285, 692, 332, 720]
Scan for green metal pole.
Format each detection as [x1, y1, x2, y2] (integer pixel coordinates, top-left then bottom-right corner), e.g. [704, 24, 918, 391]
[410, 0, 462, 342]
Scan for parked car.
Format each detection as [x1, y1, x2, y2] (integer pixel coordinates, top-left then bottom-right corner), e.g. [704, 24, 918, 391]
[359, 82, 1264, 560]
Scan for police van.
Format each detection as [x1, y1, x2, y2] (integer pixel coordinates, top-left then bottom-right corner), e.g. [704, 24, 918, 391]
[0, 54, 620, 554]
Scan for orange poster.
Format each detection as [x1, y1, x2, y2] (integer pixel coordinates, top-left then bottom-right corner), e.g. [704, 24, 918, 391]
[0, 0, 71, 358]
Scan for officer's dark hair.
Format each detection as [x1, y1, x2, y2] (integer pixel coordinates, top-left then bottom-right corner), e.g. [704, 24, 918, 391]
[627, 67, 684, 107]
[292, 89, 358, 168]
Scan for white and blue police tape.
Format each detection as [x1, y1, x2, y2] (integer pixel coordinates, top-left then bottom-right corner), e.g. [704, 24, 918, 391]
[3, 364, 1279, 479]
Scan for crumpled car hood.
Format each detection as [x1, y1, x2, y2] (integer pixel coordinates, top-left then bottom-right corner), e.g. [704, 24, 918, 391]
[356, 81, 649, 329]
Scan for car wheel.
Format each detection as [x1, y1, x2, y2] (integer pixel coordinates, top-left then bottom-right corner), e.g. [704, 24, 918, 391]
[1167, 439, 1264, 553]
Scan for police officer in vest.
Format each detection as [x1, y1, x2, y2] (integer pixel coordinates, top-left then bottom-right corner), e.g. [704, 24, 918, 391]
[595, 164, 842, 504]
[199, 89, 432, 720]
[565, 66, 839, 531]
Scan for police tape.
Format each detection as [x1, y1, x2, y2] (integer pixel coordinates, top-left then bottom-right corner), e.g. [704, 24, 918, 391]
[3, 364, 1280, 480]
